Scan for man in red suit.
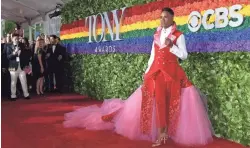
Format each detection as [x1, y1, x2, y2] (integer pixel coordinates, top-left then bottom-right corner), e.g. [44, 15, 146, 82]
[140, 7, 192, 147]
[62, 8, 213, 146]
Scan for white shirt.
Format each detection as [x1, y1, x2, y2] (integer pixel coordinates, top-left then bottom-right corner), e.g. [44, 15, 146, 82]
[14, 44, 22, 71]
[52, 45, 56, 53]
[145, 26, 188, 73]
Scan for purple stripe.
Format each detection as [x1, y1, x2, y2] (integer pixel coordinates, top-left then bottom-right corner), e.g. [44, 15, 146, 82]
[187, 40, 250, 52]
[68, 40, 250, 54]
[68, 43, 152, 54]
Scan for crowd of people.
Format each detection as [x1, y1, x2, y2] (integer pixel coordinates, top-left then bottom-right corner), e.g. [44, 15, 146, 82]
[1, 33, 67, 101]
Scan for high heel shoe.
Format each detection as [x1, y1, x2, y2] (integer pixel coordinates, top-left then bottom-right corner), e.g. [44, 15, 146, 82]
[152, 133, 168, 147]
[39, 91, 45, 96]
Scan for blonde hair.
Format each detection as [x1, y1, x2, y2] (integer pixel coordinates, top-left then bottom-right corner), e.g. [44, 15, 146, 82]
[35, 36, 45, 54]
[45, 35, 50, 45]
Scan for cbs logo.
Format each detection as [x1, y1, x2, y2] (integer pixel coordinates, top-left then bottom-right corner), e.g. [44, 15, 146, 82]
[188, 4, 244, 32]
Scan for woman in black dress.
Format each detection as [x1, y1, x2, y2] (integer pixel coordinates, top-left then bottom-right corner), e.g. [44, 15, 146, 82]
[44, 36, 51, 92]
[33, 36, 46, 95]
[21, 37, 33, 91]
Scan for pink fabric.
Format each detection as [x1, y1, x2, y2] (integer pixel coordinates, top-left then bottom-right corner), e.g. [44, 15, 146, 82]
[64, 99, 123, 130]
[24, 66, 32, 75]
[63, 85, 213, 146]
[113, 87, 157, 141]
[171, 86, 213, 146]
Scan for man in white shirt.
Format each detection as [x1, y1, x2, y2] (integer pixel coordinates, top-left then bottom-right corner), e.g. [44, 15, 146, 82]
[140, 7, 191, 147]
[145, 12, 187, 74]
[6, 34, 30, 101]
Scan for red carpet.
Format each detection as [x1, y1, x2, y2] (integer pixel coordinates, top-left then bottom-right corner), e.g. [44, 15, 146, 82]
[1, 94, 247, 148]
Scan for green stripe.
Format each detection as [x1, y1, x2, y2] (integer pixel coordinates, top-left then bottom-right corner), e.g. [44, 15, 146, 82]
[62, 16, 250, 44]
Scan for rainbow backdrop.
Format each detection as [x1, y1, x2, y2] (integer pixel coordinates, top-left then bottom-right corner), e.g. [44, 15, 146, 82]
[60, 0, 250, 54]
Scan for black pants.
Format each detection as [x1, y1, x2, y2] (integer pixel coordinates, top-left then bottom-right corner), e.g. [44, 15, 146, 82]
[44, 74, 50, 91]
[48, 70, 63, 92]
[1, 70, 11, 98]
[26, 74, 33, 91]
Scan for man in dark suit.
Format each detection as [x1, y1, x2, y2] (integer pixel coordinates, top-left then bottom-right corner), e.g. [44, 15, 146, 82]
[1, 37, 11, 99]
[46, 35, 66, 93]
[6, 34, 30, 101]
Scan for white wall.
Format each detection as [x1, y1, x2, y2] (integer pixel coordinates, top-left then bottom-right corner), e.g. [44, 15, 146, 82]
[21, 16, 43, 28]
[21, 10, 62, 37]
[1, 19, 5, 37]
[44, 11, 62, 36]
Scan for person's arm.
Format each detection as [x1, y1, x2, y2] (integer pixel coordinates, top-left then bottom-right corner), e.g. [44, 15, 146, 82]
[7, 45, 18, 60]
[169, 34, 188, 60]
[37, 49, 44, 73]
[60, 45, 66, 61]
[29, 49, 33, 61]
[1, 47, 8, 70]
[45, 47, 51, 60]
[145, 43, 155, 74]
[57, 45, 66, 62]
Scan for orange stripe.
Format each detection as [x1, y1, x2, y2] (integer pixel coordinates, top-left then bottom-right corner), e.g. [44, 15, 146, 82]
[60, 0, 249, 35]
[61, 27, 87, 35]
[174, 0, 249, 16]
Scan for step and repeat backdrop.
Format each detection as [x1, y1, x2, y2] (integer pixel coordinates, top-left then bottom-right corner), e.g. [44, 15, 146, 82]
[60, 0, 250, 54]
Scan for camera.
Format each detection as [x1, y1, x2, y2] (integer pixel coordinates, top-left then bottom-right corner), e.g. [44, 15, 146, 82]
[49, 4, 62, 19]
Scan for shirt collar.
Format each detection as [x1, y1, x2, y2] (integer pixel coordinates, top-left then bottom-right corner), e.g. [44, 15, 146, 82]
[162, 26, 172, 33]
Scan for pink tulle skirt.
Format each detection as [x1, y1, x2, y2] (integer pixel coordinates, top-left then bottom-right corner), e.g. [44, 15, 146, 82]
[63, 85, 213, 146]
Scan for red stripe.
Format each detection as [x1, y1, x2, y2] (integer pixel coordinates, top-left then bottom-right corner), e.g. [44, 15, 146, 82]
[60, 0, 206, 32]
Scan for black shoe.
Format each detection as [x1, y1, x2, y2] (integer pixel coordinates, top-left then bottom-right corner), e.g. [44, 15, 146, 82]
[53, 89, 60, 93]
[10, 98, 17, 101]
[49, 89, 55, 93]
[25, 96, 31, 100]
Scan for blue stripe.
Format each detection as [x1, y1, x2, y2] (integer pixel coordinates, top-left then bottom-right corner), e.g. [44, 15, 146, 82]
[185, 28, 250, 42]
[63, 28, 250, 54]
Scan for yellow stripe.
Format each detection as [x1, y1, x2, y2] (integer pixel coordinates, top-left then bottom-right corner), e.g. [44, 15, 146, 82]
[61, 5, 250, 40]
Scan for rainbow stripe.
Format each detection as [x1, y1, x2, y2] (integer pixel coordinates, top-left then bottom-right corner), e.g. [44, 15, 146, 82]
[60, 0, 250, 54]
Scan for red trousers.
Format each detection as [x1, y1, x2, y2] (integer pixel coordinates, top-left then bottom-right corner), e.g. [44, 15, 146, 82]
[143, 71, 173, 128]
[155, 72, 172, 128]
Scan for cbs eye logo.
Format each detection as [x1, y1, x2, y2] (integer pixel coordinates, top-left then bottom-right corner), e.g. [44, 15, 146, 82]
[187, 4, 244, 32]
[188, 11, 202, 32]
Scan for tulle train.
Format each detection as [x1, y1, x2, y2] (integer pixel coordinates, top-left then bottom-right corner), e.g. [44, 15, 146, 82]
[171, 86, 213, 146]
[63, 85, 213, 146]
